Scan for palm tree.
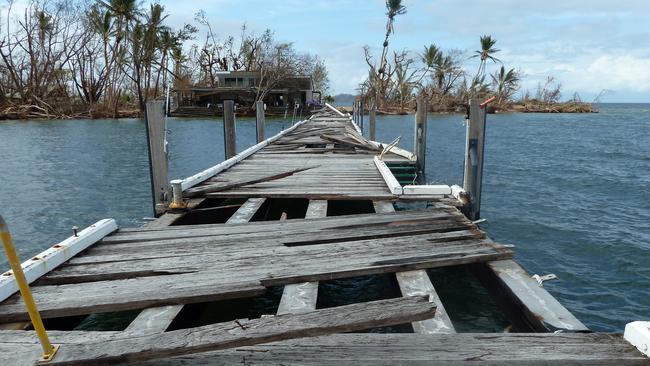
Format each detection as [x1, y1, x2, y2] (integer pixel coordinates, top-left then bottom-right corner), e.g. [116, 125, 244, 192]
[422, 44, 441, 73]
[98, 0, 138, 39]
[378, 0, 406, 73]
[98, 0, 139, 116]
[472, 35, 501, 79]
[490, 66, 520, 105]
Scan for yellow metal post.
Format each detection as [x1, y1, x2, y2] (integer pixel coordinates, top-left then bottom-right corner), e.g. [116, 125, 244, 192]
[0, 215, 59, 361]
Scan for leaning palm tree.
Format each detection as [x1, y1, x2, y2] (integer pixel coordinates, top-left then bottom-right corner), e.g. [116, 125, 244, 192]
[378, 0, 407, 75]
[375, 0, 406, 108]
[472, 35, 501, 79]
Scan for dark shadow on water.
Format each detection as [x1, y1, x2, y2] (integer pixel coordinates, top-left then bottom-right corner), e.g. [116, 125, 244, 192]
[317, 273, 413, 333]
[167, 286, 284, 330]
[427, 266, 511, 332]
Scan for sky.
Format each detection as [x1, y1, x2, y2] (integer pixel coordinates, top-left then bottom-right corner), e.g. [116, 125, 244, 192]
[4, 0, 650, 102]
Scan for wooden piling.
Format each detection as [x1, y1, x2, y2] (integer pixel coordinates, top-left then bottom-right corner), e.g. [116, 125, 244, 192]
[414, 97, 428, 175]
[369, 100, 377, 141]
[255, 100, 265, 143]
[463, 98, 486, 220]
[359, 100, 364, 135]
[144, 100, 170, 216]
[223, 100, 237, 159]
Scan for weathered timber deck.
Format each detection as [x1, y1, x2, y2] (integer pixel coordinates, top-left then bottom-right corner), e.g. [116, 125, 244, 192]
[0, 108, 647, 365]
[184, 112, 413, 200]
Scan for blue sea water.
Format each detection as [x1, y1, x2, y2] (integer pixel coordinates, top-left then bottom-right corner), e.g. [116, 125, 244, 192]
[0, 104, 648, 332]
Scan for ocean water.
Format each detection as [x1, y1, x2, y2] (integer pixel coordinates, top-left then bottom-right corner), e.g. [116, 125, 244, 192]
[0, 104, 648, 332]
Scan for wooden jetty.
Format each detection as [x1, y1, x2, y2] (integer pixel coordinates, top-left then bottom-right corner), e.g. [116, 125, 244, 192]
[0, 103, 648, 365]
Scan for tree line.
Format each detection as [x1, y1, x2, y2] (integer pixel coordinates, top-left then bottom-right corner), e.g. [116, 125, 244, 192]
[359, 0, 595, 113]
[0, 0, 329, 119]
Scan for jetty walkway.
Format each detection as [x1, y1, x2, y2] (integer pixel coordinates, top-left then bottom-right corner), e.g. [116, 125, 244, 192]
[0, 106, 648, 365]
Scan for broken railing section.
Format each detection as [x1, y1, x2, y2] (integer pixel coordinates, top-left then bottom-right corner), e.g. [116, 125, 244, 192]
[374, 156, 452, 197]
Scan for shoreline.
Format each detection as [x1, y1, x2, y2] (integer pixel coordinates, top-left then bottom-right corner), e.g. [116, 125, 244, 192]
[0, 102, 601, 121]
[337, 101, 598, 115]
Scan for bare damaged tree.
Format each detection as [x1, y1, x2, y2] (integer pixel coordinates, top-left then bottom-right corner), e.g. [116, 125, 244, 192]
[0, 0, 84, 117]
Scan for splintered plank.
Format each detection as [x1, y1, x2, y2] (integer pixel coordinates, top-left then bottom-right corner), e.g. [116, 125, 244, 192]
[45, 296, 435, 365]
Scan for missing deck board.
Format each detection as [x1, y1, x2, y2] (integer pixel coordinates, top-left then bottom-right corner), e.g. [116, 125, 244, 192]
[427, 266, 510, 333]
[166, 286, 284, 330]
[326, 200, 375, 216]
[316, 274, 413, 333]
[251, 198, 309, 221]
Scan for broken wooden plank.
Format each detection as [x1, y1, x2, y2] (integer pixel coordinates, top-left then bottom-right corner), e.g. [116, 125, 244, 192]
[123, 197, 268, 336]
[474, 259, 588, 332]
[396, 270, 455, 334]
[44, 296, 435, 365]
[0, 219, 117, 303]
[0, 235, 508, 322]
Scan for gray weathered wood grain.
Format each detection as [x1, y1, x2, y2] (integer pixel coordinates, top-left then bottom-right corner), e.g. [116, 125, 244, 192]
[44, 296, 435, 365]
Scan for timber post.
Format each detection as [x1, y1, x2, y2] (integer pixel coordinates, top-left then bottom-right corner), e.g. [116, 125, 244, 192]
[255, 100, 265, 143]
[223, 100, 237, 159]
[369, 99, 377, 141]
[414, 96, 428, 176]
[144, 100, 170, 216]
[359, 99, 365, 136]
[463, 98, 487, 221]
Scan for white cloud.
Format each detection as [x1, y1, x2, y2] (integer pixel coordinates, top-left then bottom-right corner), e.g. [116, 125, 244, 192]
[580, 55, 650, 92]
